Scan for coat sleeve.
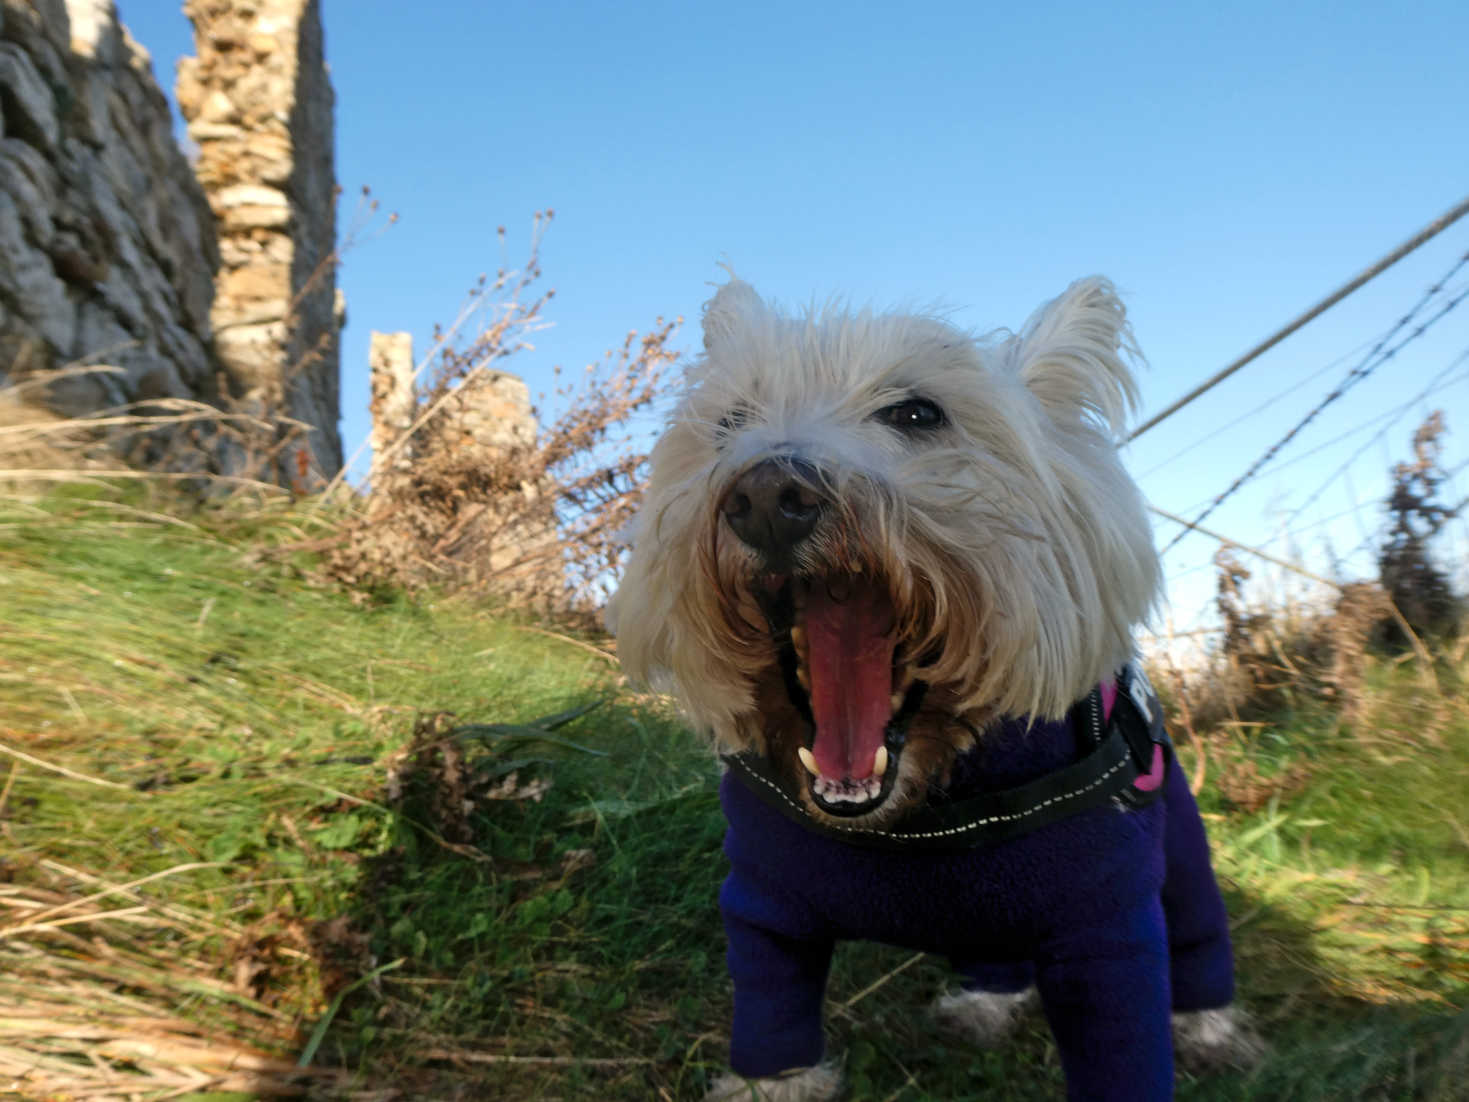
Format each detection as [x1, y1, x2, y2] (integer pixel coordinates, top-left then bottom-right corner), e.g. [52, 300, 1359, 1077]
[719, 868, 834, 1078]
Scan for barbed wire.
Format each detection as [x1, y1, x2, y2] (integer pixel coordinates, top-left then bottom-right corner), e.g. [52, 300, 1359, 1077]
[1279, 345, 1469, 531]
[1162, 384, 1468, 595]
[1213, 359, 1469, 501]
[1165, 356, 1469, 519]
[1224, 364, 1468, 488]
[1129, 194, 1469, 440]
[1160, 252, 1469, 554]
[1136, 335, 1374, 479]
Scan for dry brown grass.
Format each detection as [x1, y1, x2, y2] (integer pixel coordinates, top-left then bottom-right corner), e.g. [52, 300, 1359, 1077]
[321, 215, 681, 613]
[0, 860, 356, 1099]
[1151, 541, 1462, 814]
[0, 364, 322, 506]
[0, 189, 396, 501]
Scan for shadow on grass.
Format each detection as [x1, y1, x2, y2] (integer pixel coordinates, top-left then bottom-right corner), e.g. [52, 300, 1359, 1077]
[288, 712, 1466, 1102]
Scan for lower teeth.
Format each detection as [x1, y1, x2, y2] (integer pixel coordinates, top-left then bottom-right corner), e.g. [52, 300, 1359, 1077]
[813, 774, 882, 803]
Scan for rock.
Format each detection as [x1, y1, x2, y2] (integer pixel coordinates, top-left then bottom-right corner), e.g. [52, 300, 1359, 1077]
[0, 191, 76, 348]
[368, 330, 415, 481]
[214, 319, 287, 388]
[65, 0, 121, 64]
[448, 371, 538, 452]
[218, 260, 291, 305]
[0, 42, 59, 151]
[178, 0, 341, 474]
[0, 138, 59, 243]
[0, 0, 340, 485]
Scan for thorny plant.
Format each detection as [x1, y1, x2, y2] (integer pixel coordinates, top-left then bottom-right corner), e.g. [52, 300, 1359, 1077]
[1379, 411, 1462, 641]
[324, 213, 680, 612]
[1159, 416, 1465, 794]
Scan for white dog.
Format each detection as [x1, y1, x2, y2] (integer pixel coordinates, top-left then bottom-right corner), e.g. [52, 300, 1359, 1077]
[608, 278, 1255, 1100]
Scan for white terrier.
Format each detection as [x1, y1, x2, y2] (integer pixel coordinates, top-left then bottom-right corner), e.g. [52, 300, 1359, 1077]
[608, 278, 1256, 1100]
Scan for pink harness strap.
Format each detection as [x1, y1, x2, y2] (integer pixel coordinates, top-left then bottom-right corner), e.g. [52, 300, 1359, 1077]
[1100, 678, 1165, 793]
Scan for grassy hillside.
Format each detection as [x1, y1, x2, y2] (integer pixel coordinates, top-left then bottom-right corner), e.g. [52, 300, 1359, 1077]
[1, 489, 1465, 1100]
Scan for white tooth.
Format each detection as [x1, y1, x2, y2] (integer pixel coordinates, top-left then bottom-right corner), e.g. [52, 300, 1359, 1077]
[798, 747, 819, 776]
[890, 692, 903, 712]
[796, 667, 810, 691]
[790, 624, 808, 653]
[872, 745, 888, 777]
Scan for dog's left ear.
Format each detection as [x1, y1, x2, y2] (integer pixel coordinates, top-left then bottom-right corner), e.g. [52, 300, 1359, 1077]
[702, 278, 770, 355]
[1008, 277, 1141, 438]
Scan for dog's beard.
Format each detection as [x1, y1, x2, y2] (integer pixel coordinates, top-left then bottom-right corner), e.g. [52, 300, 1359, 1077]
[732, 567, 983, 829]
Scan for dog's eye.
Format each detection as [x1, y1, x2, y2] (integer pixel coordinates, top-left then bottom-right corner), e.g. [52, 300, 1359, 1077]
[875, 398, 946, 432]
[717, 408, 751, 436]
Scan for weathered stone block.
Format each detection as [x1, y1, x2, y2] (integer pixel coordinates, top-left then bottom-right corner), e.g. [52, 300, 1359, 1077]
[0, 191, 76, 349]
[218, 260, 290, 305]
[0, 137, 58, 242]
[65, 0, 121, 65]
[0, 42, 59, 151]
[368, 329, 414, 481]
[179, 0, 341, 473]
[186, 119, 244, 142]
[72, 298, 138, 373]
[2, 0, 341, 484]
[214, 319, 287, 387]
[0, 0, 69, 86]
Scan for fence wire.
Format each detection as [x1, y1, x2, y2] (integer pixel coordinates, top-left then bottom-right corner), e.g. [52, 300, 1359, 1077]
[1160, 252, 1469, 554]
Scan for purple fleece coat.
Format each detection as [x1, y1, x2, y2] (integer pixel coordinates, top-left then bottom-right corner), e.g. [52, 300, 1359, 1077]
[718, 710, 1234, 1101]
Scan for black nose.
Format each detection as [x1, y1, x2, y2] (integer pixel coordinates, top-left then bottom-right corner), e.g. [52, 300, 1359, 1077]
[722, 459, 825, 561]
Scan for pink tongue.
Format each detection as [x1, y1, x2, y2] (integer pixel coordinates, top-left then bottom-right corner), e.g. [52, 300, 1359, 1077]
[804, 581, 896, 779]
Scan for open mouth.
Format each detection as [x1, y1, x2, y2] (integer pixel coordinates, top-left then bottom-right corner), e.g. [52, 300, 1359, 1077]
[761, 575, 927, 817]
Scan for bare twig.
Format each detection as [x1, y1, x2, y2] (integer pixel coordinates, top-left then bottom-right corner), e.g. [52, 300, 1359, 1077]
[513, 625, 618, 665]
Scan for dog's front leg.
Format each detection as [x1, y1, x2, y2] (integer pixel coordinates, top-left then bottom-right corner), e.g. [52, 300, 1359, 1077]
[712, 879, 838, 1100]
[1035, 897, 1173, 1101]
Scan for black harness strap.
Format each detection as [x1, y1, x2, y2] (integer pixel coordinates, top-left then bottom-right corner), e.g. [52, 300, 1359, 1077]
[724, 663, 1172, 853]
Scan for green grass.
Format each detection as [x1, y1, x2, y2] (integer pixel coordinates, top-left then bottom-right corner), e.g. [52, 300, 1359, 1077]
[1, 487, 1466, 1099]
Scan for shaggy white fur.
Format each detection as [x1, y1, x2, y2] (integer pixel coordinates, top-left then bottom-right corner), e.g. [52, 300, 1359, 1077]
[931, 987, 1039, 1047]
[931, 987, 1265, 1070]
[608, 277, 1216, 1099]
[703, 1062, 843, 1102]
[1173, 1006, 1267, 1070]
[608, 276, 1159, 762]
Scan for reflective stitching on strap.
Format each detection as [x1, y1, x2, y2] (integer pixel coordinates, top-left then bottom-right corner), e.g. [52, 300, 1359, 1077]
[734, 742, 1133, 842]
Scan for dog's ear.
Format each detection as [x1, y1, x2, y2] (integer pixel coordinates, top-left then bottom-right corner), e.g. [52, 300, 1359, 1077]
[702, 279, 770, 354]
[1008, 277, 1141, 438]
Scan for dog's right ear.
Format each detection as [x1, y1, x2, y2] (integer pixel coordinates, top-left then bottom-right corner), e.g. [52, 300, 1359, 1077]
[1008, 277, 1141, 439]
[702, 279, 770, 354]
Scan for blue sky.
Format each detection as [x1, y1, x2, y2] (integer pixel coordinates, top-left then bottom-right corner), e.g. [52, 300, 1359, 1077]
[124, 1, 1469, 634]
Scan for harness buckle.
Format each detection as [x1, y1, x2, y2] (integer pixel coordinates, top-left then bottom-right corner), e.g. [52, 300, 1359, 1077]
[1111, 662, 1172, 810]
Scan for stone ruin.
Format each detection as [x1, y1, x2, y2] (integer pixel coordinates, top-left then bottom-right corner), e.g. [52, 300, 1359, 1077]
[0, 0, 341, 480]
[1, 0, 551, 592]
[362, 328, 559, 603]
[176, 0, 341, 476]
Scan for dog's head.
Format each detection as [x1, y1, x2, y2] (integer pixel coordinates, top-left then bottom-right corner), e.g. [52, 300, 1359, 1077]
[607, 277, 1161, 827]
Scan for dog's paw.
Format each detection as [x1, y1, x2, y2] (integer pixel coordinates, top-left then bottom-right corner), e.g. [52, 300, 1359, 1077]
[1172, 1005, 1266, 1072]
[703, 1061, 843, 1101]
[930, 986, 1038, 1047]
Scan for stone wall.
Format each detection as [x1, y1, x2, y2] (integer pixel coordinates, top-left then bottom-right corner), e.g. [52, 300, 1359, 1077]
[0, 0, 342, 480]
[177, 0, 342, 476]
[356, 338, 560, 602]
[366, 329, 414, 487]
[0, 0, 220, 423]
